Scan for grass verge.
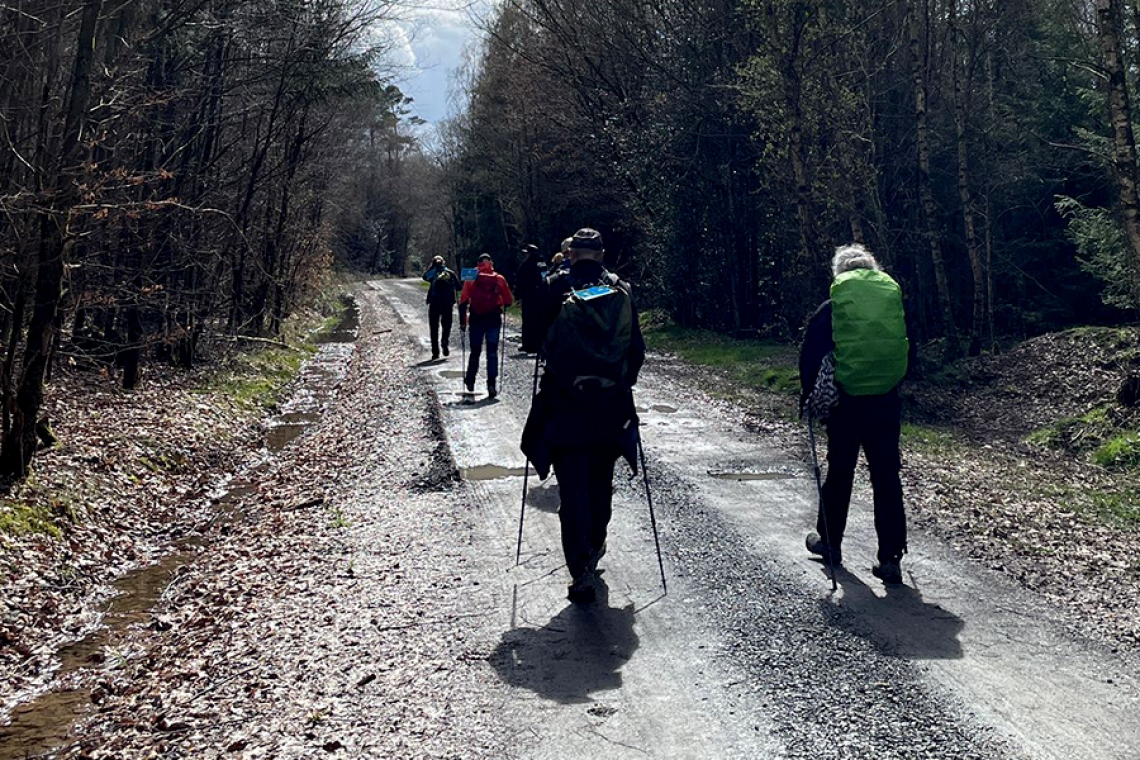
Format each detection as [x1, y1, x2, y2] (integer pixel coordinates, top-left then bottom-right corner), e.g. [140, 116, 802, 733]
[200, 296, 347, 410]
[644, 324, 799, 395]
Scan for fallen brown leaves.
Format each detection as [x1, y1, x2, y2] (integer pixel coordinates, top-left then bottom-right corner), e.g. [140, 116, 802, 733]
[1, 356, 264, 717]
[55, 291, 503, 759]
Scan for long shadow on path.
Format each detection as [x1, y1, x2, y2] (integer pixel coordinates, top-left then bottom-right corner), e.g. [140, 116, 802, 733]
[489, 580, 640, 704]
[818, 564, 965, 660]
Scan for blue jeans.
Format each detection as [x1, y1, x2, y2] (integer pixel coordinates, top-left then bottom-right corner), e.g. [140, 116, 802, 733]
[465, 312, 501, 387]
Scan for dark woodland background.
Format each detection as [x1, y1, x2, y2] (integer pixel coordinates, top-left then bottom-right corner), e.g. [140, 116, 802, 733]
[4, 0, 1140, 479]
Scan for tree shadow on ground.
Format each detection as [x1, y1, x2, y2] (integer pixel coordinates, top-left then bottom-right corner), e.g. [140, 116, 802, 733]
[816, 563, 964, 660]
[489, 578, 640, 704]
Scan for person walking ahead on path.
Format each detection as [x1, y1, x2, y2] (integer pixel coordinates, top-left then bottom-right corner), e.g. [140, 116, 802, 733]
[459, 253, 513, 397]
[422, 255, 461, 360]
[800, 243, 910, 585]
[521, 228, 646, 604]
[516, 243, 547, 354]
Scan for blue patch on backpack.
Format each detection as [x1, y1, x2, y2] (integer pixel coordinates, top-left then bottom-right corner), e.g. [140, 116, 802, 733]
[573, 285, 616, 301]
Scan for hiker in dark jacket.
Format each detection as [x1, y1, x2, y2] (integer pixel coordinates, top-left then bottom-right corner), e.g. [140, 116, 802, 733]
[515, 243, 547, 354]
[800, 243, 909, 585]
[521, 227, 646, 604]
[422, 256, 461, 360]
[459, 253, 513, 397]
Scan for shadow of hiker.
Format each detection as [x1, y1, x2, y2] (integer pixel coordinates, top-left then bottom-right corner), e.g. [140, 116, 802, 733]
[489, 579, 640, 704]
[821, 566, 964, 661]
[414, 357, 448, 367]
[525, 479, 560, 513]
[442, 395, 499, 409]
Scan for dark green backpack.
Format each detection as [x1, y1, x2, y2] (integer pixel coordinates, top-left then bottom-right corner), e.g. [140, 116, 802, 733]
[830, 269, 908, 395]
[544, 276, 634, 397]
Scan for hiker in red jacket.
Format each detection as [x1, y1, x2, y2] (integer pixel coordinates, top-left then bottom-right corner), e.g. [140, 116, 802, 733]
[459, 253, 514, 397]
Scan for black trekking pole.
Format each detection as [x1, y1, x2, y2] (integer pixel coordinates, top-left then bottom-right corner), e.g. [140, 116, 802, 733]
[637, 434, 667, 594]
[515, 352, 544, 565]
[807, 418, 838, 591]
[499, 310, 507, 385]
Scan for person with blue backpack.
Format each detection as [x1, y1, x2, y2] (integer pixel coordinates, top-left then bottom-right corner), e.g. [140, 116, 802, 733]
[422, 256, 461, 360]
[799, 243, 910, 585]
[520, 228, 646, 604]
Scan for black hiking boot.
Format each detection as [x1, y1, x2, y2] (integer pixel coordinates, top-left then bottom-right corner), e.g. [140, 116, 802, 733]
[442, 345, 449, 357]
[464, 378, 475, 394]
[487, 378, 498, 398]
[567, 571, 596, 604]
[805, 532, 841, 566]
[872, 558, 903, 585]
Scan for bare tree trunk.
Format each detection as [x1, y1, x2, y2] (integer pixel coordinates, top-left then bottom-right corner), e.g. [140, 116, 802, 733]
[1, 0, 103, 480]
[911, 0, 958, 350]
[1097, 0, 1140, 306]
[951, 0, 985, 355]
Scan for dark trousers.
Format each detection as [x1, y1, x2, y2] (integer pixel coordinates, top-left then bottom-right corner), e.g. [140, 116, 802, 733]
[520, 297, 543, 353]
[465, 312, 501, 386]
[817, 390, 906, 563]
[428, 303, 453, 357]
[552, 446, 619, 579]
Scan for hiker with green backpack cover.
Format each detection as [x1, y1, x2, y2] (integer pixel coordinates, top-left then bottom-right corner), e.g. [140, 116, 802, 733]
[799, 243, 910, 585]
[520, 227, 646, 604]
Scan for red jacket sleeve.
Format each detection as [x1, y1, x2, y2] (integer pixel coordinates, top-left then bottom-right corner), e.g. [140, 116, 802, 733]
[498, 276, 514, 307]
[459, 280, 473, 306]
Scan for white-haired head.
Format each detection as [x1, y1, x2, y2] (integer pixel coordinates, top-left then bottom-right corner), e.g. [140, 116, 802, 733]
[832, 243, 881, 278]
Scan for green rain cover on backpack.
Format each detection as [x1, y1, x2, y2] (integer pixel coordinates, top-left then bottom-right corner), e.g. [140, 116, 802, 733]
[830, 268, 909, 396]
[544, 279, 634, 397]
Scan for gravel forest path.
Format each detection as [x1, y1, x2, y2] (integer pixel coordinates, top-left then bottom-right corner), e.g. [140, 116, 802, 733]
[6, 279, 1138, 759]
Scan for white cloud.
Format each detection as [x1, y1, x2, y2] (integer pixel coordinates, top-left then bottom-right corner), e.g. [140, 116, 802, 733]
[371, 0, 497, 124]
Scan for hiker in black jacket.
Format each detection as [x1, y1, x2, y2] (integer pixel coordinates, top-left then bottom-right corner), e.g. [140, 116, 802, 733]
[515, 244, 547, 354]
[521, 228, 646, 604]
[422, 256, 461, 360]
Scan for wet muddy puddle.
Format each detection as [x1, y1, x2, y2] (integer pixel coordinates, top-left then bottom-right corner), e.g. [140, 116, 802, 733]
[461, 464, 535, 481]
[637, 404, 679, 414]
[708, 469, 797, 481]
[0, 299, 359, 759]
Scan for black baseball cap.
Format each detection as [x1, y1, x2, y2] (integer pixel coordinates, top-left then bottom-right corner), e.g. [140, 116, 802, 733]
[569, 228, 603, 251]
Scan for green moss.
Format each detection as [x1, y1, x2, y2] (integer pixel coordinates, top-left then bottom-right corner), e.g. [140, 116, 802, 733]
[1086, 490, 1140, 526]
[207, 346, 311, 410]
[0, 499, 61, 538]
[1027, 405, 1117, 453]
[1093, 433, 1140, 468]
[138, 449, 187, 474]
